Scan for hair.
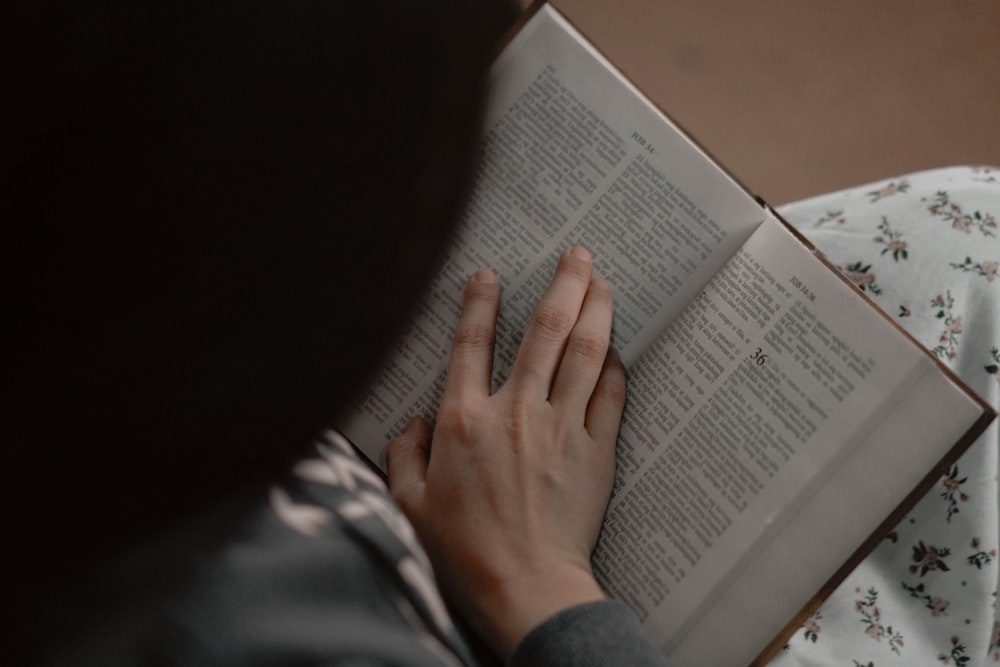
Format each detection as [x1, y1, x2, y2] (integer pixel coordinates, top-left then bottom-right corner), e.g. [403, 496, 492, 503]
[2, 0, 516, 629]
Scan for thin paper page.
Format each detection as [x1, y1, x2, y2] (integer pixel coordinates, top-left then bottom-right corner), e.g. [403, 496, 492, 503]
[668, 358, 986, 666]
[593, 216, 927, 645]
[339, 5, 763, 462]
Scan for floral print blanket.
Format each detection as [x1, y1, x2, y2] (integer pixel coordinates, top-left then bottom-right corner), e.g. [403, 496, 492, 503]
[772, 166, 1000, 667]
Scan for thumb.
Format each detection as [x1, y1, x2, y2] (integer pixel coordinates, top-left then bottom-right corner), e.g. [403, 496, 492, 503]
[386, 416, 431, 511]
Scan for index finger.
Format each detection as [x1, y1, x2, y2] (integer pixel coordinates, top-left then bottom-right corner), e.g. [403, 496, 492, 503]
[444, 269, 501, 398]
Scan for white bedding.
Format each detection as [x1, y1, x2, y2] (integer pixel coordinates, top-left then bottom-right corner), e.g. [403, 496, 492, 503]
[772, 166, 1000, 666]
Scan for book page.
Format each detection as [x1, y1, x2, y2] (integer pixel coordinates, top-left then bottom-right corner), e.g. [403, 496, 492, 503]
[339, 6, 765, 462]
[671, 356, 986, 666]
[591, 215, 983, 661]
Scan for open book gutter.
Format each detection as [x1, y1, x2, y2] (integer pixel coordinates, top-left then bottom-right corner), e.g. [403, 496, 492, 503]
[340, 3, 996, 665]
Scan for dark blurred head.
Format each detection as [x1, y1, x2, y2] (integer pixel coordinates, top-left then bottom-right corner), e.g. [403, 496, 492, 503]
[2, 0, 515, 609]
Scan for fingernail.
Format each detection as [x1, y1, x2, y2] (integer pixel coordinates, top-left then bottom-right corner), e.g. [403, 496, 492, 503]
[473, 269, 498, 284]
[608, 347, 621, 362]
[570, 245, 591, 261]
[591, 277, 610, 290]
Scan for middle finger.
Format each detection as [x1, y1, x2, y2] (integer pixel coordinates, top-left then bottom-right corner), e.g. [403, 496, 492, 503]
[505, 246, 593, 398]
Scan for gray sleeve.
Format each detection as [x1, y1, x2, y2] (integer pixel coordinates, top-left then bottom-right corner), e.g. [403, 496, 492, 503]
[508, 600, 668, 667]
[32, 450, 483, 667]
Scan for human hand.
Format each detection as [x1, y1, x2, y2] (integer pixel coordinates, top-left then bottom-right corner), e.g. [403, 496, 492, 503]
[386, 246, 626, 659]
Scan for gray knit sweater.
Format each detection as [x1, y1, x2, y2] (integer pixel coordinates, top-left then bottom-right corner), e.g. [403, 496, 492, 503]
[35, 436, 666, 666]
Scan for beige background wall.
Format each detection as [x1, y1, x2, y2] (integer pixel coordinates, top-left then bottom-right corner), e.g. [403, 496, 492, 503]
[520, 0, 1000, 204]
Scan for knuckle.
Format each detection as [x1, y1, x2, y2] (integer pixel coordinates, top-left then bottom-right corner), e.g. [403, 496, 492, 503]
[593, 373, 627, 408]
[452, 322, 495, 350]
[560, 254, 593, 282]
[464, 280, 500, 305]
[530, 302, 576, 341]
[437, 399, 480, 442]
[566, 330, 609, 363]
[588, 282, 614, 307]
[385, 435, 411, 465]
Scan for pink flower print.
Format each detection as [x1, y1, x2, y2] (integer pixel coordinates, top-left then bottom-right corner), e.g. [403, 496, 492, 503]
[985, 347, 1000, 384]
[940, 465, 968, 521]
[867, 179, 910, 202]
[940, 636, 968, 665]
[856, 587, 902, 653]
[930, 597, 949, 616]
[874, 217, 909, 261]
[802, 613, 823, 642]
[926, 190, 997, 237]
[967, 536, 996, 568]
[852, 272, 874, 287]
[924, 549, 941, 569]
[982, 261, 998, 282]
[932, 292, 961, 362]
[911, 541, 952, 575]
[812, 210, 846, 227]
[902, 580, 953, 616]
[841, 262, 883, 294]
[951, 256, 1000, 282]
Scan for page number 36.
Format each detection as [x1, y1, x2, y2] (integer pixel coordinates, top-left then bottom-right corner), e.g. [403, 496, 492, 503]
[749, 347, 768, 366]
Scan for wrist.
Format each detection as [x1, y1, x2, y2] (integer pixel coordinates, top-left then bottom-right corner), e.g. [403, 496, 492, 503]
[474, 559, 606, 660]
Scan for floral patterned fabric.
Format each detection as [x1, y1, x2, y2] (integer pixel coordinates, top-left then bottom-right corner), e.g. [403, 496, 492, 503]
[771, 166, 1000, 667]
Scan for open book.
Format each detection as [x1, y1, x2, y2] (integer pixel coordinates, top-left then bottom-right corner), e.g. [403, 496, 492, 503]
[339, 4, 994, 665]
